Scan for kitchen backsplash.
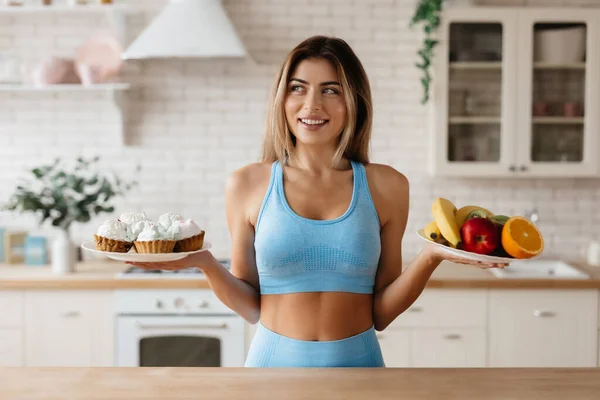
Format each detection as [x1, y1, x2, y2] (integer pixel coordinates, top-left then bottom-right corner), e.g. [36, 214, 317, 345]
[0, 0, 599, 261]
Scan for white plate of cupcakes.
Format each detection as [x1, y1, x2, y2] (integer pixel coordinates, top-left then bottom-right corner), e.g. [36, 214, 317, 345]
[81, 212, 211, 262]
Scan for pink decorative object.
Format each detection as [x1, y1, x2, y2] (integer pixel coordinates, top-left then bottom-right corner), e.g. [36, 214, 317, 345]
[75, 33, 123, 85]
[563, 102, 584, 117]
[29, 57, 80, 86]
[532, 102, 550, 117]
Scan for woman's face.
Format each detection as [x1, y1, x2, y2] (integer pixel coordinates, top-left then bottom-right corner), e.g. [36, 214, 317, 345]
[284, 58, 347, 148]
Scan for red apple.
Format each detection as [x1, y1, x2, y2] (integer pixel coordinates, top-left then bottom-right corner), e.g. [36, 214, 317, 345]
[460, 217, 499, 255]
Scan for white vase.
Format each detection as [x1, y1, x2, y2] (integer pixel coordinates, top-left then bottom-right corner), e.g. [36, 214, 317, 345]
[52, 229, 75, 275]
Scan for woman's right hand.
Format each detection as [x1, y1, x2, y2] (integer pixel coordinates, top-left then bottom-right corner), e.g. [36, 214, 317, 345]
[426, 242, 509, 269]
[125, 250, 220, 271]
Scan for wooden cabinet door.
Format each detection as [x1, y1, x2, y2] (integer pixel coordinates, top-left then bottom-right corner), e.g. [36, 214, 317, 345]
[431, 7, 519, 177]
[24, 290, 113, 367]
[515, 8, 600, 177]
[0, 328, 23, 366]
[376, 329, 410, 367]
[489, 290, 598, 367]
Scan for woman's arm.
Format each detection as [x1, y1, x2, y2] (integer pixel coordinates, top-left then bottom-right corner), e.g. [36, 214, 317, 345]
[368, 165, 505, 331]
[127, 165, 264, 324]
[202, 165, 263, 324]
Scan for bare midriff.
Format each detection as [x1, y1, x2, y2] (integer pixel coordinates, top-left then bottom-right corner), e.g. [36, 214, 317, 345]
[259, 292, 374, 341]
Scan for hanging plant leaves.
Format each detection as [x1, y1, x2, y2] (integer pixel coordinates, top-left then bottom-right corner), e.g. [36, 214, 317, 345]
[410, 0, 444, 104]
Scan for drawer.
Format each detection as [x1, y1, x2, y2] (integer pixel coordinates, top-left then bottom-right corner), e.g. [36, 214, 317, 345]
[389, 289, 487, 328]
[0, 328, 23, 366]
[411, 328, 486, 368]
[0, 291, 23, 327]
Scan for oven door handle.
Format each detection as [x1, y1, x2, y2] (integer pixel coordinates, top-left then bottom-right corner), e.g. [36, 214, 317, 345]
[136, 321, 229, 330]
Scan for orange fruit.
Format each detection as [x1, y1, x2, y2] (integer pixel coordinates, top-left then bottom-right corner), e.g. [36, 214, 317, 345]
[501, 216, 544, 259]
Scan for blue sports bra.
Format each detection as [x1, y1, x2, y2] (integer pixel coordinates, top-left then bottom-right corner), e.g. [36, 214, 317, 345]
[253, 160, 381, 295]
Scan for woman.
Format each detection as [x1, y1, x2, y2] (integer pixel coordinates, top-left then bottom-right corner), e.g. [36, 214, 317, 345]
[128, 36, 507, 367]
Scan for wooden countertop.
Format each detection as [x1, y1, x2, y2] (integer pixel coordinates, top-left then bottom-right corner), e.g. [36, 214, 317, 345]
[1, 367, 599, 400]
[0, 260, 211, 289]
[1, 258, 600, 290]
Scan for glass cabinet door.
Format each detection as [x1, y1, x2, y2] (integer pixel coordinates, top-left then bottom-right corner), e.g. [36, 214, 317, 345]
[433, 9, 517, 177]
[516, 10, 599, 176]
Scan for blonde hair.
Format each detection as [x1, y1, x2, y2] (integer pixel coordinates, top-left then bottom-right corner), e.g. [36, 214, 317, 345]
[261, 36, 373, 166]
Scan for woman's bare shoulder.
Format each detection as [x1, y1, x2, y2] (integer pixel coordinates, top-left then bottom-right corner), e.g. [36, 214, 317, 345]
[226, 162, 275, 201]
[364, 163, 409, 197]
[363, 163, 409, 225]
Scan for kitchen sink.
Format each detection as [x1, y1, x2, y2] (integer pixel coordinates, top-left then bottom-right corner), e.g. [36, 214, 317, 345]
[489, 259, 589, 279]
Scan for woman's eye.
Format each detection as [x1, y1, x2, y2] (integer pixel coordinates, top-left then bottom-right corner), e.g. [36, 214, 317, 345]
[323, 87, 339, 95]
[290, 85, 304, 92]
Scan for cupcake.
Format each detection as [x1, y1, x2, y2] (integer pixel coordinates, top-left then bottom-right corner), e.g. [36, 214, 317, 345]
[94, 220, 133, 253]
[133, 223, 177, 254]
[171, 219, 205, 252]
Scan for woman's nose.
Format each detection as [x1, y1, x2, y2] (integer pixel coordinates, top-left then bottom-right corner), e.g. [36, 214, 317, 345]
[303, 91, 322, 110]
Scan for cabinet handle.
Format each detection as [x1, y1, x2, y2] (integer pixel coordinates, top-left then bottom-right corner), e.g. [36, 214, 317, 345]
[443, 334, 462, 340]
[60, 311, 81, 318]
[135, 321, 229, 330]
[519, 165, 528, 172]
[408, 306, 423, 313]
[509, 165, 516, 172]
[533, 310, 556, 318]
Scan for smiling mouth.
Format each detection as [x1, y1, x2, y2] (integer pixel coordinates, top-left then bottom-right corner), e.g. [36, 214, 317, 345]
[298, 118, 329, 129]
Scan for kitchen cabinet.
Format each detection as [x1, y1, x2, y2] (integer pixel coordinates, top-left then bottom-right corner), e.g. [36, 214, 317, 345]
[382, 289, 487, 367]
[430, 7, 600, 178]
[489, 289, 598, 367]
[24, 290, 114, 367]
[0, 329, 23, 366]
[376, 329, 411, 367]
[0, 291, 24, 366]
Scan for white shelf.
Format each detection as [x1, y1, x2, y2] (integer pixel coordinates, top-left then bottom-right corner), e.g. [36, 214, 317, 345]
[448, 116, 501, 124]
[533, 63, 586, 70]
[449, 62, 502, 70]
[0, 83, 130, 91]
[0, 82, 130, 144]
[532, 117, 585, 125]
[0, 4, 128, 13]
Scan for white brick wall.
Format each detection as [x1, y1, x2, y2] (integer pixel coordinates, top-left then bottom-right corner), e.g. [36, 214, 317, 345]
[0, 0, 599, 262]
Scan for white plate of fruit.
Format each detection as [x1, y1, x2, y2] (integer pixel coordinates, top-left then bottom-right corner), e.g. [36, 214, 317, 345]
[417, 198, 544, 263]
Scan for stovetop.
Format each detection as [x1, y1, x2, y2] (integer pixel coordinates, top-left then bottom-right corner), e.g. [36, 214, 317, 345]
[116, 259, 231, 279]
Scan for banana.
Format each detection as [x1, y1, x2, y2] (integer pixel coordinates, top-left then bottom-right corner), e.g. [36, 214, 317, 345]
[432, 198, 461, 247]
[455, 205, 494, 228]
[424, 220, 442, 242]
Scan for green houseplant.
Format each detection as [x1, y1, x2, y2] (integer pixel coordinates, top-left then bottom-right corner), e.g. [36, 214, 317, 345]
[2, 156, 139, 274]
[410, 0, 445, 104]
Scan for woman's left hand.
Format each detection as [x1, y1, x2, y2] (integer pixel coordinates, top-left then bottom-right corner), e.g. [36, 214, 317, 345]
[426, 243, 509, 269]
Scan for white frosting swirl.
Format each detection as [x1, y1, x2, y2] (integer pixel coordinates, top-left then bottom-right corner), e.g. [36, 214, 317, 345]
[157, 212, 184, 230]
[171, 219, 203, 240]
[118, 211, 148, 225]
[136, 223, 174, 242]
[126, 220, 153, 242]
[96, 220, 129, 241]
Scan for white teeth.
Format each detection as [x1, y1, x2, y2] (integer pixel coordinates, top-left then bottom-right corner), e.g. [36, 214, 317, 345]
[300, 119, 326, 125]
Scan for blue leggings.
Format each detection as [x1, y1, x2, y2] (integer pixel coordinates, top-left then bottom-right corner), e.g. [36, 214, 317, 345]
[244, 322, 385, 368]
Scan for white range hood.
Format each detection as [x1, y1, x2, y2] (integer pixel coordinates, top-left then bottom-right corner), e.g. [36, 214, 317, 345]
[122, 0, 247, 60]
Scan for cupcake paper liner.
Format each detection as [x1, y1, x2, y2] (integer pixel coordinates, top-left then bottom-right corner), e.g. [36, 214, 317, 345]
[133, 239, 177, 254]
[174, 231, 205, 253]
[94, 234, 133, 253]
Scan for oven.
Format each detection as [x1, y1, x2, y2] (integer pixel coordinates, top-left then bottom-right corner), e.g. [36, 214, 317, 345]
[114, 288, 246, 367]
